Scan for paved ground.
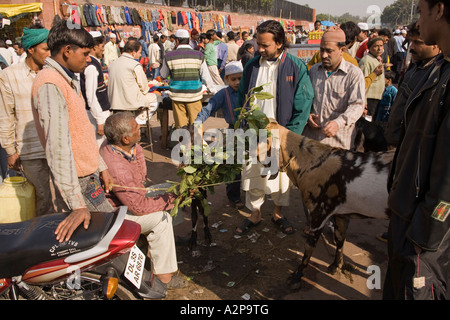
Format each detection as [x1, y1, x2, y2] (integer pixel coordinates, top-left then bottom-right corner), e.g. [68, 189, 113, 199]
[139, 110, 390, 301]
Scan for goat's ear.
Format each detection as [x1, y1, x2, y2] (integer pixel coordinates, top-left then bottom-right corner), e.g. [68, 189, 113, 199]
[266, 118, 278, 130]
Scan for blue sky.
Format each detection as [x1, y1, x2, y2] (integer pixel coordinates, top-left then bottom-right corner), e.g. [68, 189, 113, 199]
[287, 0, 398, 18]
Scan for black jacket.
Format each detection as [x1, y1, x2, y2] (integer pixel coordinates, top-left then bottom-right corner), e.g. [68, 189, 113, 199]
[388, 54, 450, 251]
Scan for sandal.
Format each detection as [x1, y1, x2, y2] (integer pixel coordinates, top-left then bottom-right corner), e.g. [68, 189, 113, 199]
[233, 199, 244, 209]
[272, 217, 295, 234]
[234, 218, 261, 236]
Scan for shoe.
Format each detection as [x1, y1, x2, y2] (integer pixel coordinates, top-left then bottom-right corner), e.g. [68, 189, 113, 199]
[232, 199, 244, 209]
[271, 217, 295, 234]
[376, 232, 388, 243]
[234, 218, 261, 236]
[165, 275, 188, 290]
[137, 276, 167, 299]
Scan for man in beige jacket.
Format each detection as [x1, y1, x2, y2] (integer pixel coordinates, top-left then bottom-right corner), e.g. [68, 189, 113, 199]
[108, 39, 158, 114]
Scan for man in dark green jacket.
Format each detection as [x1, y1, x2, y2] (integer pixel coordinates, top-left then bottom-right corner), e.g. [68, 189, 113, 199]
[238, 23, 313, 135]
[235, 20, 313, 236]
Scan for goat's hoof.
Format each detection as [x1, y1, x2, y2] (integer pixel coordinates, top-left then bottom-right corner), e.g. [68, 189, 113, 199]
[288, 272, 303, 290]
[204, 228, 212, 245]
[188, 239, 197, 252]
[327, 263, 341, 275]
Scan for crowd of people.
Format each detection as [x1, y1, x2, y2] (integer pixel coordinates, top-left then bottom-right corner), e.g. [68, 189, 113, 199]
[0, 0, 448, 300]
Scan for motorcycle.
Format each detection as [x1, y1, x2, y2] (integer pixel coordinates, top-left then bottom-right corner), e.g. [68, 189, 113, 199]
[0, 206, 167, 300]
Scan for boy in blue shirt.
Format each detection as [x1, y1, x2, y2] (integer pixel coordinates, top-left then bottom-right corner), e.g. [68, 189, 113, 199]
[195, 61, 244, 208]
[376, 71, 398, 122]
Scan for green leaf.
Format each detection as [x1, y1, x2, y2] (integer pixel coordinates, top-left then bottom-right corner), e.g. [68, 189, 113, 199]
[201, 198, 211, 216]
[183, 166, 197, 174]
[254, 92, 274, 100]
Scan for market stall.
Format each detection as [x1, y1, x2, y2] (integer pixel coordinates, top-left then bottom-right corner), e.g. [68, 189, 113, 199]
[0, 3, 43, 41]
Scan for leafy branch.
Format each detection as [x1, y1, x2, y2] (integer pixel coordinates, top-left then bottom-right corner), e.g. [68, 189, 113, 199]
[167, 84, 273, 217]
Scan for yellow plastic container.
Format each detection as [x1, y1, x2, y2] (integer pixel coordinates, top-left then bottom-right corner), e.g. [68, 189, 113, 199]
[0, 176, 36, 223]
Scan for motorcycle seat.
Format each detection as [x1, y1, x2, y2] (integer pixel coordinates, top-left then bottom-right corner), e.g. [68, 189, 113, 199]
[0, 211, 115, 279]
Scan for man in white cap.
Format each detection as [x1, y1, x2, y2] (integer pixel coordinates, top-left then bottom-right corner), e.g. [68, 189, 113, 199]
[356, 22, 370, 59]
[103, 33, 119, 66]
[0, 39, 13, 67]
[5, 39, 18, 65]
[393, 29, 407, 82]
[81, 31, 110, 146]
[160, 29, 204, 128]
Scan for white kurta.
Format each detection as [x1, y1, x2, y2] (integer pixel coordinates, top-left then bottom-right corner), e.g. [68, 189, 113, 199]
[241, 54, 291, 209]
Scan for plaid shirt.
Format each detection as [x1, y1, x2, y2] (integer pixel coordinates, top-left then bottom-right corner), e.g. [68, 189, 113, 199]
[303, 59, 365, 150]
[0, 61, 46, 160]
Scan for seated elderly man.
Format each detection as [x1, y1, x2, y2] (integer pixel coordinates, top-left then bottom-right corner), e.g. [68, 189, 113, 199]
[100, 112, 185, 293]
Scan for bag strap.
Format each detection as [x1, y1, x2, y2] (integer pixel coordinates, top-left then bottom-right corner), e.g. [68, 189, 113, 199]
[224, 88, 234, 124]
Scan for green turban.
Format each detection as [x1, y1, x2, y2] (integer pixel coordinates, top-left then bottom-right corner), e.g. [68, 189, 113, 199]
[22, 28, 49, 51]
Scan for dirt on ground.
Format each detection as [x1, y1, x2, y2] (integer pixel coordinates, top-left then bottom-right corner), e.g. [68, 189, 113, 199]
[140, 112, 390, 301]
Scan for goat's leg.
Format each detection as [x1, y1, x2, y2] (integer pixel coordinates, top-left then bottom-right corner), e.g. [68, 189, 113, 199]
[289, 227, 324, 290]
[328, 215, 349, 275]
[189, 201, 199, 251]
[199, 189, 212, 245]
[203, 212, 212, 245]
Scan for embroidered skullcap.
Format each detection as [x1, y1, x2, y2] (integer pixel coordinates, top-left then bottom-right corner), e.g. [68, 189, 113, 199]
[175, 29, 189, 38]
[225, 61, 243, 76]
[21, 27, 49, 51]
[321, 26, 346, 44]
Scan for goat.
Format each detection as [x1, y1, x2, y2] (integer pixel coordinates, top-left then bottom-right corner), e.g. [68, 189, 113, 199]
[259, 120, 394, 290]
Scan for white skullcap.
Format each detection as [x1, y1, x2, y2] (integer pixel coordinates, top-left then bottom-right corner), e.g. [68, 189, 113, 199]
[89, 31, 102, 38]
[109, 33, 117, 38]
[175, 29, 189, 38]
[357, 22, 369, 31]
[225, 61, 243, 76]
[5, 40, 12, 45]
[401, 29, 407, 34]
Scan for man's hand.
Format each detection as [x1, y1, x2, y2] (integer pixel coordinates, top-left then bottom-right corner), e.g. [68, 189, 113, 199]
[97, 124, 105, 136]
[55, 207, 91, 242]
[307, 114, 321, 128]
[100, 169, 114, 194]
[163, 193, 177, 211]
[7, 153, 21, 171]
[322, 120, 339, 137]
[373, 63, 384, 76]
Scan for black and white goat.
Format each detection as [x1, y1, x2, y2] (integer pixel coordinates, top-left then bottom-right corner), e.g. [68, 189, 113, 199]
[259, 121, 394, 290]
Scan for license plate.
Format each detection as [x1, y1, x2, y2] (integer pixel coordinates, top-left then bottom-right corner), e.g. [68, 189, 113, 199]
[124, 244, 146, 289]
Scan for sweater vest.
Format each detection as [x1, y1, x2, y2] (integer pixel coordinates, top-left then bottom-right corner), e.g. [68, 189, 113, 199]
[32, 68, 100, 177]
[80, 57, 111, 111]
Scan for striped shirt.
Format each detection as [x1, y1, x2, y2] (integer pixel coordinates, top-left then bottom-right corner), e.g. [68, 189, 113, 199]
[164, 44, 204, 102]
[0, 61, 46, 160]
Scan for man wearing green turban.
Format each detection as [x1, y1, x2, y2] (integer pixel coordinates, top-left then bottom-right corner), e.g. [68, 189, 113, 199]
[0, 23, 62, 217]
[21, 27, 50, 51]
